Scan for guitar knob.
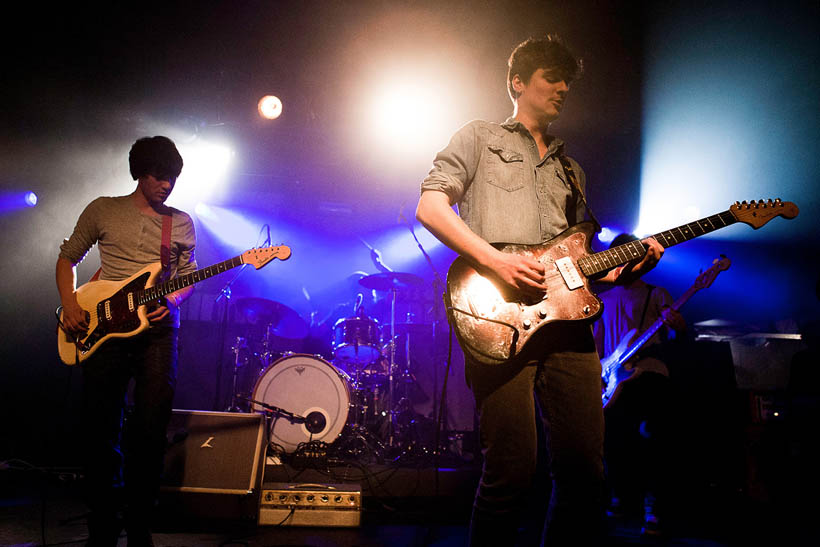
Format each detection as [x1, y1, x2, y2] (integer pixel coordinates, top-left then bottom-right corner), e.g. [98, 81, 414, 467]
[582, 305, 591, 315]
[538, 309, 547, 319]
[522, 319, 532, 330]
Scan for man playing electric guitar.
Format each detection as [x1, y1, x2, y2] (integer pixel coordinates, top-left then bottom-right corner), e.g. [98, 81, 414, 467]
[56, 136, 196, 547]
[594, 233, 686, 536]
[416, 36, 665, 546]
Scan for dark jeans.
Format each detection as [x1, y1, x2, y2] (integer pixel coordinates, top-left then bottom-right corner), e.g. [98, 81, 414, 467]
[465, 323, 606, 546]
[81, 326, 178, 546]
[604, 370, 672, 515]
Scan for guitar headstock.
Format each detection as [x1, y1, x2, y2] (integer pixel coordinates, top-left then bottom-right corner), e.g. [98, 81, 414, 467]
[694, 256, 731, 290]
[241, 245, 292, 270]
[730, 199, 798, 229]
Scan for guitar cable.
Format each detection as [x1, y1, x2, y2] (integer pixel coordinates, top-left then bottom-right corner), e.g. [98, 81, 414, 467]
[445, 305, 521, 361]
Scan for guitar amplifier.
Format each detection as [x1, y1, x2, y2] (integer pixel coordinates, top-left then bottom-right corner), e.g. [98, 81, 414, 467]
[259, 483, 361, 527]
[159, 410, 266, 520]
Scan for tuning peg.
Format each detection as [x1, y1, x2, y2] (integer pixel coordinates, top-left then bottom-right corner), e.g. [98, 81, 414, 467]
[741, 200, 748, 205]
[775, 198, 782, 204]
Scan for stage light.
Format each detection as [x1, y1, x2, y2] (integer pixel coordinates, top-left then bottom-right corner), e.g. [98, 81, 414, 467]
[24, 192, 38, 207]
[169, 140, 234, 210]
[258, 95, 283, 120]
[596, 227, 617, 245]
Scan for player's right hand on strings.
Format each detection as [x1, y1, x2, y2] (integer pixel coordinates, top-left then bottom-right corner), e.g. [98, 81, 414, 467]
[60, 298, 89, 333]
[486, 250, 547, 299]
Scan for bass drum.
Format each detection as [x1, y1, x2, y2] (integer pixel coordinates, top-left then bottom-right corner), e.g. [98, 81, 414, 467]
[252, 354, 350, 453]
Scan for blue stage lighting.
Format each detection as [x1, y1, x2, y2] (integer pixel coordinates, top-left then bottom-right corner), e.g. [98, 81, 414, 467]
[24, 192, 37, 207]
[596, 227, 617, 245]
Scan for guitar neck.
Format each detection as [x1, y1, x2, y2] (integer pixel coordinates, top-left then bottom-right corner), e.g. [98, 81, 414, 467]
[578, 210, 737, 277]
[613, 284, 699, 367]
[136, 255, 245, 305]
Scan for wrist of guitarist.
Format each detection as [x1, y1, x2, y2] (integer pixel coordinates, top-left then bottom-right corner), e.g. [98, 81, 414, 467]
[146, 286, 194, 323]
[599, 237, 664, 285]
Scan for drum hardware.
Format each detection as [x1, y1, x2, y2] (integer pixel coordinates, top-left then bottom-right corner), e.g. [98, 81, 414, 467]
[227, 336, 249, 412]
[235, 297, 309, 340]
[359, 271, 424, 450]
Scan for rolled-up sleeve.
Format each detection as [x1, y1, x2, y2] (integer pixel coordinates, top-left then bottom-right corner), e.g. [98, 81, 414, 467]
[420, 121, 482, 205]
[58, 199, 101, 266]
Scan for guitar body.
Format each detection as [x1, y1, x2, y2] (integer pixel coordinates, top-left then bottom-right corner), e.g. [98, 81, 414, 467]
[57, 263, 162, 365]
[445, 222, 603, 365]
[601, 328, 640, 407]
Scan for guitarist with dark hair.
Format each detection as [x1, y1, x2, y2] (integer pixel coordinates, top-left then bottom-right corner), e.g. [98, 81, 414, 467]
[416, 36, 665, 546]
[594, 233, 687, 537]
[56, 135, 196, 547]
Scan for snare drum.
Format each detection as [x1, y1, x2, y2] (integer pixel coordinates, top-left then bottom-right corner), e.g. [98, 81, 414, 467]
[332, 317, 381, 365]
[252, 354, 350, 452]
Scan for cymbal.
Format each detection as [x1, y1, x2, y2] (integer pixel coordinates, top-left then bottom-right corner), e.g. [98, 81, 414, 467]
[359, 272, 424, 291]
[234, 297, 309, 339]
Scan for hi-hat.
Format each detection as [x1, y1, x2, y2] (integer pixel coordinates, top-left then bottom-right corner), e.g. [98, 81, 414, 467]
[235, 297, 308, 339]
[359, 272, 424, 291]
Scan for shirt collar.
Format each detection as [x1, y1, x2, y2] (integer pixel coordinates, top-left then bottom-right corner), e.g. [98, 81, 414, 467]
[501, 117, 565, 158]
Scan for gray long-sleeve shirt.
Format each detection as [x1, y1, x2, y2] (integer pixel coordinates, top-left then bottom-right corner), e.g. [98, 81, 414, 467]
[59, 194, 197, 327]
[420, 117, 586, 245]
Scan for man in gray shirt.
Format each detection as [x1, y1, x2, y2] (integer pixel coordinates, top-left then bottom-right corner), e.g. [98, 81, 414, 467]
[56, 136, 196, 547]
[416, 36, 664, 545]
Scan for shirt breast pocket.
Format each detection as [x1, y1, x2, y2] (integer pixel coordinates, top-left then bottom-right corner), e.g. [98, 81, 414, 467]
[486, 145, 526, 191]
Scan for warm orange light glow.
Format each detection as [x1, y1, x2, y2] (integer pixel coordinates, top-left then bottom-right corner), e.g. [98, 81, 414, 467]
[258, 95, 283, 120]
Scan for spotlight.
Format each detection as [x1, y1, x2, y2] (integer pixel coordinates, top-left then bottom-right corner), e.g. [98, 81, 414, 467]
[24, 191, 38, 207]
[597, 226, 616, 245]
[258, 95, 283, 120]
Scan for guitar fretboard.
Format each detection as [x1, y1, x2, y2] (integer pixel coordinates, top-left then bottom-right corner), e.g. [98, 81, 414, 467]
[578, 210, 736, 277]
[137, 255, 245, 305]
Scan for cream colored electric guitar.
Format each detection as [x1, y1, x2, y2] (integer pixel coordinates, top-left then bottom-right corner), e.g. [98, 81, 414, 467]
[57, 245, 291, 365]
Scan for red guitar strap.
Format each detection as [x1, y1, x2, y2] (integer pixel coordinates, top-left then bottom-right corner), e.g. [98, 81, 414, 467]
[160, 212, 173, 274]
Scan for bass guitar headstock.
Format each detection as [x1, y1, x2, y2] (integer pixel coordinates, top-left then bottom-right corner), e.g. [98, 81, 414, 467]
[694, 256, 731, 290]
[730, 199, 798, 229]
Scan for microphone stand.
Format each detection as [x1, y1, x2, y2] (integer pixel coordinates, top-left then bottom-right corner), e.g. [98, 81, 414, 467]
[398, 211, 449, 459]
[211, 224, 271, 411]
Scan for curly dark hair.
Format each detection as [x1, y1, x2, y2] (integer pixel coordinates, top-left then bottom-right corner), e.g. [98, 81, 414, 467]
[128, 136, 183, 181]
[507, 35, 583, 103]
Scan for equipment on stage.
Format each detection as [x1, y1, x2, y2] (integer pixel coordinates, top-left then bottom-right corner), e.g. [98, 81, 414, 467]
[259, 483, 362, 527]
[252, 353, 351, 453]
[332, 316, 382, 365]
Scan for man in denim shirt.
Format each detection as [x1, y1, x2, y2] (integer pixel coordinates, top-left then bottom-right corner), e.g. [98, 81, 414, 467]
[416, 36, 664, 545]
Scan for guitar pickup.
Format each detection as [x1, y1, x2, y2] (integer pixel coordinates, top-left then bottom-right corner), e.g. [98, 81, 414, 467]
[555, 257, 583, 290]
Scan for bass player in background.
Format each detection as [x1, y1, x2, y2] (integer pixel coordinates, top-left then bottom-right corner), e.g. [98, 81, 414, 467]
[56, 136, 196, 547]
[594, 233, 687, 536]
[416, 36, 665, 545]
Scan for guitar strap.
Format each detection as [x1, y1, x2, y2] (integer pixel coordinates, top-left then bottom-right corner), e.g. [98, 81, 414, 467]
[160, 212, 173, 275]
[557, 154, 602, 232]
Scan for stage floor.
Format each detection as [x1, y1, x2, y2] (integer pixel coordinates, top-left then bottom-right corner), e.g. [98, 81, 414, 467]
[1, 461, 808, 547]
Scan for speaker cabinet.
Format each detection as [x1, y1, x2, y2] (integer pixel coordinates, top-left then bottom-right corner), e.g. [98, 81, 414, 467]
[160, 410, 266, 520]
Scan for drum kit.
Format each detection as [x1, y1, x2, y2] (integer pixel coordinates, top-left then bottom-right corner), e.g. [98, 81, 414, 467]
[226, 270, 447, 462]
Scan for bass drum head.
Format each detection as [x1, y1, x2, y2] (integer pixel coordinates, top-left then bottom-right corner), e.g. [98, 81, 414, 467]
[252, 354, 350, 453]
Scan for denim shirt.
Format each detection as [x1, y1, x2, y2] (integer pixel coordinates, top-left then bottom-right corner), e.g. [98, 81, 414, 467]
[421, 117, 587, 245]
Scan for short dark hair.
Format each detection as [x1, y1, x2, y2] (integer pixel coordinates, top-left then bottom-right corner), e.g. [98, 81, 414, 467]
[507, 35, 583, 103]
[128, 136, 183, 181]
[609, 233, 639, 249]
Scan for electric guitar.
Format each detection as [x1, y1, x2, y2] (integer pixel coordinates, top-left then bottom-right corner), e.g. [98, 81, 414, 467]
[57, 245, 291, 365]
[445, 199, 798, 365]
[600, 256, 731, 408]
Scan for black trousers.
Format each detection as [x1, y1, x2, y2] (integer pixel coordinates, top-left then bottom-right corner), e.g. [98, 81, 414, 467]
[465, 323, 606, 546]
[81, 326, 178, 546]
[604, 369, 673, 515]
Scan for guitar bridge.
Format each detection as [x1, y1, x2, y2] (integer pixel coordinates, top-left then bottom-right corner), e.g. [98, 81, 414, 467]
[555, 257, 584, 290]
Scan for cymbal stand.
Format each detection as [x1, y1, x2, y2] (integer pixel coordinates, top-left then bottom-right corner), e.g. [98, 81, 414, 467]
[226, 336, 248, 412]
[387, 285, 397, 447]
